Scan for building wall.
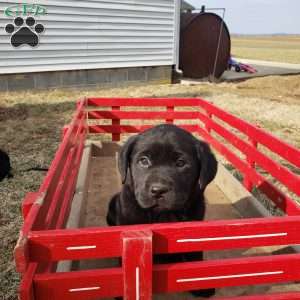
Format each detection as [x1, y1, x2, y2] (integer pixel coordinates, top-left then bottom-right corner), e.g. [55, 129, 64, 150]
[0, 0, 179, 75]
[0, 65, 172, 91]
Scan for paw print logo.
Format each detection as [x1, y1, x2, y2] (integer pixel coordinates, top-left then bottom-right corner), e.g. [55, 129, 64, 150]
[5, 17, 45, 48]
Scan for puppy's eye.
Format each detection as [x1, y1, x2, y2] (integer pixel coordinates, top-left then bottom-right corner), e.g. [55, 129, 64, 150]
[138, 156, 151, 168]
[176, 159, 186, 167]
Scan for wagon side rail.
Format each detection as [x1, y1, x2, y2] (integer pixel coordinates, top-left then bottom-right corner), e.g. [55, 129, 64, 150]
[87, 97, 300, 216]
[14, 99, 88, 274]
[87, 97, 202, 140]
[23, 216, 300, 299]
[194, 97, 300, 215]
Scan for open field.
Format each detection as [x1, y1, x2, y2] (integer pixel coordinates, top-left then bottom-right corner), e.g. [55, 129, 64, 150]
[0, 75, 300, 299]
[231, 35, 300, 64]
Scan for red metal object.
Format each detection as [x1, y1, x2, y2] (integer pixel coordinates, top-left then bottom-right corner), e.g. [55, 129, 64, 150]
[15, 97, 300, 300]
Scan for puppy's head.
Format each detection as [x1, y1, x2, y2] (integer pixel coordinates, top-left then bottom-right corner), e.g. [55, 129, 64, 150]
[119, 124, 217, 212]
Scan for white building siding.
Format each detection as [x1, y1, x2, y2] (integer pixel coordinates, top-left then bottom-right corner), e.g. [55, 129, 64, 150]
[0, 0, 180, 74]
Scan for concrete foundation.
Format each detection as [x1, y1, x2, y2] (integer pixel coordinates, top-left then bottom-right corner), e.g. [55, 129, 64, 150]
[0, 65, 172, 92]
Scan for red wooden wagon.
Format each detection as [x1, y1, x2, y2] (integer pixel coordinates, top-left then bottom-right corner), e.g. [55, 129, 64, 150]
[15, 97, 300, 300]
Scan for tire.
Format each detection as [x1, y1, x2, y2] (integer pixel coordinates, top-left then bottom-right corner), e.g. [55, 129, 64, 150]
[235, 65, 241, 72]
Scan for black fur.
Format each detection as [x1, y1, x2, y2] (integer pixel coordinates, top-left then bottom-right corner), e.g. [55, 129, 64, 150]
[107, 124, 217, 298]
[0, 149, 12, 181]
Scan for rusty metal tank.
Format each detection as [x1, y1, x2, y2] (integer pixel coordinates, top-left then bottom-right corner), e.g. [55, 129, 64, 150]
[179, 12, 231, 79]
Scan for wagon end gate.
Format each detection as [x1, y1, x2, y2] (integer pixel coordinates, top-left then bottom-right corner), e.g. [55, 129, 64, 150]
[15, 97, 300, 300]
[20, 218, 300, 299]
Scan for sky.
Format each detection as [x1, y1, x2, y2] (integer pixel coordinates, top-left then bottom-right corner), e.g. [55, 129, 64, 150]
[186, 0, 300, 35]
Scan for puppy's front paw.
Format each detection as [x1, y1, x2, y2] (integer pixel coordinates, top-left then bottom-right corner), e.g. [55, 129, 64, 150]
[190, 288, 216, 298]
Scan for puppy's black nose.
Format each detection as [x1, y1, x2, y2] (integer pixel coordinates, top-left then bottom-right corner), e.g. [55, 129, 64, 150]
[150, 184, 169, 197]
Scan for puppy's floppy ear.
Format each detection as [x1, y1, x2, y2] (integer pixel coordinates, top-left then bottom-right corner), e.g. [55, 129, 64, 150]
[195, 140, 218, 190]
[118, 135, 138, 184]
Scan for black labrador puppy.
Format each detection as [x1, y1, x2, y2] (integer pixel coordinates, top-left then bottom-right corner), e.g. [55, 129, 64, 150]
[107, 124, 217, 298]
[0, 149, 12, 181]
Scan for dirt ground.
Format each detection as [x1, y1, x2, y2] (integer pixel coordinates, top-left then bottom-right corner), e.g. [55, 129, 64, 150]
[0, 75, 299, 299]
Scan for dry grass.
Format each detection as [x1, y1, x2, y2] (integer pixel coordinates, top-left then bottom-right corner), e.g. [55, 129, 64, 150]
[232, 35, 300, 64]
[0, 75, 299, 299]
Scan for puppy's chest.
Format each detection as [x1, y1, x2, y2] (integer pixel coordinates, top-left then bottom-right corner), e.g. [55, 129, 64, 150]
[121, 206, 189, 225]
[150, 211, 189, 223]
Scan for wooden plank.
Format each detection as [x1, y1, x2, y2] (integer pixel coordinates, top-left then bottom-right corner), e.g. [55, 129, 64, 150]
[56, 141, 93, 272]
[70, 141, 94, 227]
[44, 148, 75, 229]
[87, 97, 201, 107]
[89, 124, 199, 134]
[33, 253, 300, 298]
[56, 130, 87, 229]
[122, 230, 153, 300]
[214, 164, 272, 218]
[153, 253, 300, 293]
[79, 142, 122, 271]
[28, 216, 300, 262]
[34, 267, 123, 300]
[88, 110, 199, 120]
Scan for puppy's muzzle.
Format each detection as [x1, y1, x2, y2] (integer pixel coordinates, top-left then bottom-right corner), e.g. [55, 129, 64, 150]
[150, 183, 170, 198]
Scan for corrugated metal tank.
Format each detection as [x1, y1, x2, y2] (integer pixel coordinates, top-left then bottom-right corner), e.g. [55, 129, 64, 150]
[179, 12, 231, 79]
[0, 0, 180, 74]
